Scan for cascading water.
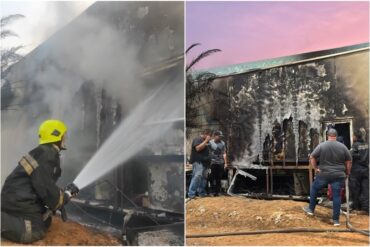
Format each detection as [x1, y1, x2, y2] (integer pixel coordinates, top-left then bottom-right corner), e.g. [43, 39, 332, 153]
[73, 82, 183, 189]
[292, 92, 299, 165]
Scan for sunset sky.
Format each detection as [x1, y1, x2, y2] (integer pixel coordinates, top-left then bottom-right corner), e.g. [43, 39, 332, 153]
[186, 1, 369, 70]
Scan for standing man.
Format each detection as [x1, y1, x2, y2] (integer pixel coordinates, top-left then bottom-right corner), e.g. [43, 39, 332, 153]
[349, 129, 369, 213]
[303, 128, 352, 226]
[209, 130, 227, 196]
[188, 129, 212, 199]
[1, 120, 79, 243]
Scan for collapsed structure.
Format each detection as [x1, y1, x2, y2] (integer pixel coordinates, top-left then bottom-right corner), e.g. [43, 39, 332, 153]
[187, 43, 369, 196]
[2, 1, 184, 245]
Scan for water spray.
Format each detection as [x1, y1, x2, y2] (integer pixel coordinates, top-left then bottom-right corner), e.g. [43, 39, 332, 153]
[73, 82, 183, 190]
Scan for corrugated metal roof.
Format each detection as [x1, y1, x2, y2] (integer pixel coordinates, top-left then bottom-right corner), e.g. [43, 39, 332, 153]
[193, 42, 369, 78]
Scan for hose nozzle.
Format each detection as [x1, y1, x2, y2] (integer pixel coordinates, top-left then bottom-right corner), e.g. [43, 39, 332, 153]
[65, 183, 79, 198]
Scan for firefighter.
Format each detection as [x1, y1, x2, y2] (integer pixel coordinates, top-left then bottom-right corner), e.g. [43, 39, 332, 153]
[1, 119, 79, 243]
[349, 129, 369, 213]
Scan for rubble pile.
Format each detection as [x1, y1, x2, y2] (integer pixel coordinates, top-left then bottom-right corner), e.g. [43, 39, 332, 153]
[1, 217, 120, 246]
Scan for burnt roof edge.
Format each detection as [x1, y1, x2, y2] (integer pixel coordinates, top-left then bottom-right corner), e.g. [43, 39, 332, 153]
[191, 42, 369, 80]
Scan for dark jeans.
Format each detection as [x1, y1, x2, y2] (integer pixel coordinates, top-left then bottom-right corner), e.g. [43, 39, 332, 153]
[309, 176, 344, 221]
[349, 170, 369, 212]
[1, 211, 51, 243]
[210, 163, 224, 195]
[188, 162, 208, 198]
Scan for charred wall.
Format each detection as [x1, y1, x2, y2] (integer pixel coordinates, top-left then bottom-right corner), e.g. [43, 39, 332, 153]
[189, 49, 369, 167]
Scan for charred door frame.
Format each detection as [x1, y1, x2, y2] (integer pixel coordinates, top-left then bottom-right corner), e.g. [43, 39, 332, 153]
[321, 117, 354, 147]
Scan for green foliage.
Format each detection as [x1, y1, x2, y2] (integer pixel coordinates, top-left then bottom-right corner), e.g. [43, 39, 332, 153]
[186, 43, 221, 134]
[1, 14, 25, 73]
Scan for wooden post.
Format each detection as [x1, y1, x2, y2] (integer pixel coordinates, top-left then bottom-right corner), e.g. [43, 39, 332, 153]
[270, 168, 273, 194]
[282, 137, 286, 167]
[266, 168, 270, 195]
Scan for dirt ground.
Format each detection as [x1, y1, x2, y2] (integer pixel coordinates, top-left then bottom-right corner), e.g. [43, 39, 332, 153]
[1, 216, 121, 246]
[186, 196, 369, 246]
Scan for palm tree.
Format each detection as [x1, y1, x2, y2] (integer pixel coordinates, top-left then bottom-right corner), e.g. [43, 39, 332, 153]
[1, 14, 25, 111]
[186, 43, 221, 133]
[1, 14, 25, 74]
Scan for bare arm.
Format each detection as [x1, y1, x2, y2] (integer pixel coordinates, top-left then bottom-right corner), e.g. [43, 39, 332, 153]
[344, 146, 352, 176]
[223, 152, 228, 167]
[195, 136, 211, 152]
[310, 155, 320, 173]
[345, 160, 352, 176]
[310, 144, 321, 173]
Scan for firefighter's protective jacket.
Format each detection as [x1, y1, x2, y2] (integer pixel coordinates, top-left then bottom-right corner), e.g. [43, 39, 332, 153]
[351, 140, 369, 171]
[1, 144, 68, 216]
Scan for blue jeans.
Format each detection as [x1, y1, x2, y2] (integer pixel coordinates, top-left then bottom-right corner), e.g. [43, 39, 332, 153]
[309, 176, 344, 221]
[188, 162, 207, 198]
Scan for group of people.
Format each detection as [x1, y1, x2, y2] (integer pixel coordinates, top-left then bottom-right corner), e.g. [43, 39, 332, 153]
[302, 128, 368, 226]
[188, 127, 368, 227]
[187, 129, 229, 199]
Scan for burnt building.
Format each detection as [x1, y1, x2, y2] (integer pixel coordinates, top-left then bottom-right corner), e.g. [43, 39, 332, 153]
[187, 43, 369, 197]
[2, 2, 184, 245]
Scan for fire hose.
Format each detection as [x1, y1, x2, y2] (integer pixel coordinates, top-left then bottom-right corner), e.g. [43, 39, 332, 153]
[187, 228, 352, 238]
[186, 176, 369, 238]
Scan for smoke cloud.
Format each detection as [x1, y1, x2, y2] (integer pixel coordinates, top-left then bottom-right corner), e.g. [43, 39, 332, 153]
[1, 2, 184, 186]
[0, 1, 92, 55]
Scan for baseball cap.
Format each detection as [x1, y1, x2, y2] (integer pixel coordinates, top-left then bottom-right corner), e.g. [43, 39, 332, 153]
[214, 130, 224, 137]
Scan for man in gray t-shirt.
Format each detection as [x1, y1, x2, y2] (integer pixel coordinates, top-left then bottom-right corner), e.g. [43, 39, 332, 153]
[310, 136, 351, 179]
[303, 128, 352, 226]
[208, 130, 227, 196]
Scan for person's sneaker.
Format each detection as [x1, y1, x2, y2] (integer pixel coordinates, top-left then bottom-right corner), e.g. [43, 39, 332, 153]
[332, 220, 340, 226]
[303, 206, 314, 216]
[186, 196, 196, 203]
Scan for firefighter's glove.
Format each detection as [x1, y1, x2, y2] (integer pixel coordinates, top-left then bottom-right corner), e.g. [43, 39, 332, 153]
[60, 206, 68, 222]
[65, 183, 79, 199]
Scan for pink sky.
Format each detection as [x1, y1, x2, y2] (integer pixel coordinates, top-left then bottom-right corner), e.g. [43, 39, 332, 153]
[186, 1, 369, 70]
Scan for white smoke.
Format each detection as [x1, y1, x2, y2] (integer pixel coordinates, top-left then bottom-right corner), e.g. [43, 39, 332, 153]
[0, 1, 92, 55]
[1, 2, 184, 186]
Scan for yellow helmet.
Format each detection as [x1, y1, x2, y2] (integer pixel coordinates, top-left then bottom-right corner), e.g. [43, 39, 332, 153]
[38, 119, 67, 144]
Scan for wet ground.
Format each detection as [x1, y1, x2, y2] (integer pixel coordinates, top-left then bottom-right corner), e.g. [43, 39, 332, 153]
[186, 196, 369, 246]
[137, 229, 184, 246]
[1, 216, 121, 246]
